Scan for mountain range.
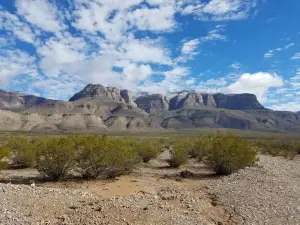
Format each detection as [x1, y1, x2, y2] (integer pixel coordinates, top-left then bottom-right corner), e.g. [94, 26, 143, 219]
[0, 84, 299, 133]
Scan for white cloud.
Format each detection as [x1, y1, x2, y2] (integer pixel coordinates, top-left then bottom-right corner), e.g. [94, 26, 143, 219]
[181, 0, 260, 21]
[269, 102, 300, 112]
[229, 63, 241, 69]
[0, 49, 37, 87]
[201, 25, 227, 41]
[128, 6, 176, 32]
[291, 52, 300, 60]
[181, 39, 200, 55]
[122, 62, 152, 82]
[0, 11, 36, 44]
[201, 77, 227, 86]
[120, 38, 172, 65]
[15, 0, 63, 33]
[224, 72, 283, 103]
[264, 43, 295, 58]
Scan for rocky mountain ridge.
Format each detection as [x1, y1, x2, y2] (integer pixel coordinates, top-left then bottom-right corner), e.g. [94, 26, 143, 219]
[0, 84, 299, 133]
[69, 84, 265, 112]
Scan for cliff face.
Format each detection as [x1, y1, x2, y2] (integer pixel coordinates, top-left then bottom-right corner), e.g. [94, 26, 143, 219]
[168, 92, 264, 110]
[212, 93, 264, 110]
[135, 94, 169, 112]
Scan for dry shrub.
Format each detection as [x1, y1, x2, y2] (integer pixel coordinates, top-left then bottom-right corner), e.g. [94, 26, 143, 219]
[6, 136, 38, 168]
[0, 146, 10, 170]
[75, 135, 139, 179]
[188, 137, 212, 161]
[205, 132, 258, 175]
[257, 140, 297, 160]
[134, 140, 160, 163]
[167, 144, 188, 168]
[36, 136, 76, 180]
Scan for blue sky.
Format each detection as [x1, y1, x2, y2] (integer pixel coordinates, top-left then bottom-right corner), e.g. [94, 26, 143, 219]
[0, 0, 299, 111]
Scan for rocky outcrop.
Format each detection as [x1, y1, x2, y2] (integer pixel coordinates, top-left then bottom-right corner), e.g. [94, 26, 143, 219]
[169, 92, 205, 110]
[69, 84, 137, 107]
[69, 84, 124, 102]
[135, 94, 169, 113]
[120, 90, 136, 107]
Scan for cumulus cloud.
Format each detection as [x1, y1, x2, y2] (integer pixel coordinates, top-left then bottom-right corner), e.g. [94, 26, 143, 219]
[127, 6, 176, 32]
[0, 0, 268, 102]
[16, 0, 63, 33]
[224, 72, 283, 103]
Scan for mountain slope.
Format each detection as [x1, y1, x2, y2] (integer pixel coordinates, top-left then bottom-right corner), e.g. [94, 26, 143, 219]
[0, 85, 299, 133]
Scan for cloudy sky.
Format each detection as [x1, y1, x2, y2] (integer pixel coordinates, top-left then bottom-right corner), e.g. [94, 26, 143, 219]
[0, 0, 299, 111]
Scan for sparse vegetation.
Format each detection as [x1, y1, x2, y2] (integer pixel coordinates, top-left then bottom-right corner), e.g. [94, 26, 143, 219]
[0, 146, 10, 171]
[256, 140, 298, 159]
[5, 136, 37, 168]
[134, 140, 160, 163]
[0, 132, 298, 179]
[205, 132, 258, 175]
[167, 144, 188, 168]
[188, 137, 212, 162]
[74, 135, 140, 179]
[36, 136, 76, 180]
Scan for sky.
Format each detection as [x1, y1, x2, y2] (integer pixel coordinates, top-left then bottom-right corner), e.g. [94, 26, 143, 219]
[0, 0, 300, 111]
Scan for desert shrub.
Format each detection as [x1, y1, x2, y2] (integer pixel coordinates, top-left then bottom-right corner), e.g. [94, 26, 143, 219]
[294, 141, 300, 154]
[74, 135, 107, 179]
[134, 140, 160, 163]
[75, 135, 139, 179]
[205, 132, 258, 175]
[6, 136, 38, 168]
[0, 146, 10, 170]
[100, 139, 140, 178]
[188, 137, 212, 161]
[36, 136, 76, 180]
[256, 140, 297, 159]
[167, 145, 188, 168]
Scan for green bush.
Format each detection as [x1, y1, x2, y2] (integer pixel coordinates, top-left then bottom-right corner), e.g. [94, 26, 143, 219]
[188, 137, 212, 161]
[36, 136, 76, 180]
[75, 136, 139, 179]
[294, 141, 300, 154]
[256, 140, 297, 159]
[134, 140, 160, 163]
[74, 135, 107, 179]
[100, 139, 140, 178]
[205, 132, 258, 175]
[6, 136, 37, 168]
[0, 146, 10, 170]
[167, 145, 188, 168]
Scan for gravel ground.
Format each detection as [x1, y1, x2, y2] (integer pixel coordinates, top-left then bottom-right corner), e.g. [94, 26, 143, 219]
[209, 155, 300, 225]
[0, 182, 228, 225]
[1, 154, 300, 224]
[0, 150, 229, 225]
